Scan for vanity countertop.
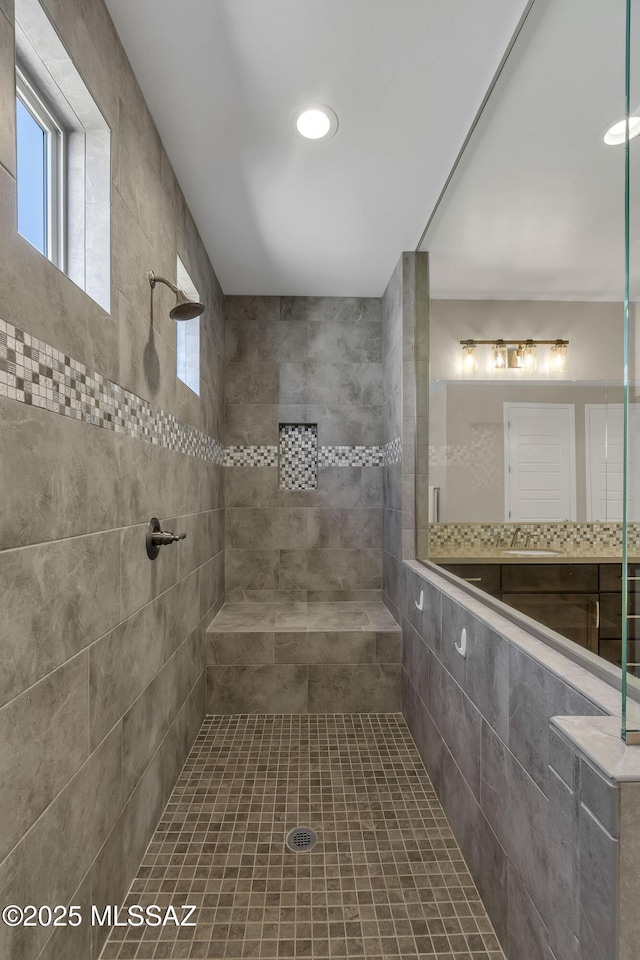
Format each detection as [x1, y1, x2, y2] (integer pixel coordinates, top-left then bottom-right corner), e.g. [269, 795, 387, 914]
[430, 553, 632, 565]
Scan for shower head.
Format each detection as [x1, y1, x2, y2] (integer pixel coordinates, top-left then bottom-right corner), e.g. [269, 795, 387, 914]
[148, 271, 205, 321]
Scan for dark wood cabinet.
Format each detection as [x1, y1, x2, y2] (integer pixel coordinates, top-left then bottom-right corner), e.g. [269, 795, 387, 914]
[439, 560, 637, 667]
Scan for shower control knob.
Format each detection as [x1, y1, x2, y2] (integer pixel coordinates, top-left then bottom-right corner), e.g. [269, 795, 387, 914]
[146, 518, 187, 560]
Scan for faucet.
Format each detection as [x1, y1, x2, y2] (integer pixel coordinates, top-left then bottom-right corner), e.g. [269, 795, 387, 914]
[510, 526, 522, 548]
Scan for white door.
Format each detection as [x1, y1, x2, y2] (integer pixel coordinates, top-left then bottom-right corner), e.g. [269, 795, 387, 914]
[504, 403, 576, 521]
[586, 404, 640, 521]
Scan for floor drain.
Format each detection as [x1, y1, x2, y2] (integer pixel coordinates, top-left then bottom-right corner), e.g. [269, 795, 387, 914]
[286, 826, 317, 852]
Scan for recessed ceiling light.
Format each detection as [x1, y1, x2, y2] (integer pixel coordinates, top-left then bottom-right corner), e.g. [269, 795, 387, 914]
[293, 104, 338, 142]
[604, 115, 640, 145]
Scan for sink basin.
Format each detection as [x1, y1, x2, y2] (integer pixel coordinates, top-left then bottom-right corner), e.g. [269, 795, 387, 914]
[501, 549, 561, 557]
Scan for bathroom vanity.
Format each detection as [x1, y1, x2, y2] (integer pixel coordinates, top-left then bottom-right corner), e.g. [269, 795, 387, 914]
[435, 558, 638, 670]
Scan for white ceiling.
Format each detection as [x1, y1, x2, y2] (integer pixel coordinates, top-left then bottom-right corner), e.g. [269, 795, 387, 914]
[424, 0, 637, 300]
[104, 0, 530, 296]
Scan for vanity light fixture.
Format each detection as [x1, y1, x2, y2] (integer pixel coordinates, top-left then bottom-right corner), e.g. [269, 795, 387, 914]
[461, 340, 478, 374]
[550, 340, 568, 372]
[492, 339, 508, 371]
[293, 104, 339, 141]
[519, 340, 537, 371]
[460, 339, 568, 374]
[604, 115, 640, 146]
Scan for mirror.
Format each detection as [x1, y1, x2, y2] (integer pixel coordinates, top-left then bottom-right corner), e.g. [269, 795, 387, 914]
[417, 0, 640, 669]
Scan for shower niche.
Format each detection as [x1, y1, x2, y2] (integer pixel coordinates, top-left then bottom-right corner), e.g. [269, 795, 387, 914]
[278, 423, 318, 490]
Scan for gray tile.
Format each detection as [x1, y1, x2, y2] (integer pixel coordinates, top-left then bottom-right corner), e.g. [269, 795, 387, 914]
[549, 727, 577, 790]
[438, 740, 509, 947]
[546, 767, 578, 960]
[209, 631, 276, 664]
[307, 508, 382, 550]
[383, 506, 402, 560]
[307, 321, 381, 363]
[279, 549, 362, 590]
[375, 630, 401, 662]
[225, 466, 279, 507]
[441, 595, 509, 743]
[0, 831, 27, 960]
[89, 597, 165, 749]
[308, 663, 400, 712]
[509, 646, 604, 793]
[122, 630, 201, 797]
[226, 507, 307, 550]
[313, 403, 383, 446]
[620, 784, 640, 960]
[306, 631, 375, 663]
[224, 403, 278, 445]
[199, 550, 224, 620]
[280, 296, 363, 324]
[480, 720, 549, 920]
[209, 604, 279, 631]
[280, 363, 362, 405]
[430, 652, 482, 799]
[0, 652, 89, 863]
[402, 567, 442, 656]
[225, 297, 307, 363]
[207, 664, 308, 713]
[120, 520, 177, 622]
[579, 759, 618, 837]
[0, 529, 120, 707]
[273, 632, 309, 663]
[402, 618, 430, 708]
[361, 466, 383, 506]
[20, 724, 122, 959]
[0, 10, 15, 179]
[505, 868, 547, 960]
[577, 804, 618, 960]
[362, 364, 383, 406]
[360, 547, 382, 589]
[224, 362, 282, 403]
[36, 875, 92, 960]
[226, 548, 280, 590]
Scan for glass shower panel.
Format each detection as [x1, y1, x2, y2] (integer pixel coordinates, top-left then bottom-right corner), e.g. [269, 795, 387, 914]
[622, 0, 640, 741]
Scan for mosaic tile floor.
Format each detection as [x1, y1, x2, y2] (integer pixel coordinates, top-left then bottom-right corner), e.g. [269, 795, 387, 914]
[100, 715, 504, 960]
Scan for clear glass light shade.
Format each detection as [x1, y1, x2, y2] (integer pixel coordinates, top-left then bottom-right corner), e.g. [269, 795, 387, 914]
[461, 342, 477, 374]
[550, 342, 568, 372]
[492, 341, 508, 370]
[520, 341, 537, 371]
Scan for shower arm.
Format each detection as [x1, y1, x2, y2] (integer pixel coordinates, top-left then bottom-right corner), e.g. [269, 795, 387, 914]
[148, 271, 179, 294]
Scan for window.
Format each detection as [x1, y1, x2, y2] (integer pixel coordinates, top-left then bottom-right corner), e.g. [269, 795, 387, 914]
[15, 0, 111, 311]
[16, 68, 63, 265]
[176, 257, 200, 395]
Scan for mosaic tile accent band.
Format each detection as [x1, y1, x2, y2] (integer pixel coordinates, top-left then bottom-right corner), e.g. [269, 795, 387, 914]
[279, 423, 318, 490]
[0, 318, 224, 464]
[224, 445, 278, 467]
[428, 521, 639, 558]
[0, 318, 404, 473]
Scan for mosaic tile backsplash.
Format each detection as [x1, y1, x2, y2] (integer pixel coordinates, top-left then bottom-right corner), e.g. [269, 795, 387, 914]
[279, 424, 318, 490]
[428, 521, 640, 557]
[0, 318, 403, 476]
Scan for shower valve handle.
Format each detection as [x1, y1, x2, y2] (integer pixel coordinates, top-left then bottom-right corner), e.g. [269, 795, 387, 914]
[153, 530, 186, 546]
[146, 518, 187, 559]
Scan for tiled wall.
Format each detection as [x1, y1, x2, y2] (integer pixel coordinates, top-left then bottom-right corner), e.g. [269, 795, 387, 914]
[382, 252, 429, 620]
[224, 295, 385, 602]
[0, 1, 224, 958]
[382, 250, 634, 960]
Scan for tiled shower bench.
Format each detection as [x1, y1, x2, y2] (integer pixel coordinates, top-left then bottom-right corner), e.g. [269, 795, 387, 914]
[206, 601, 401, 713]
